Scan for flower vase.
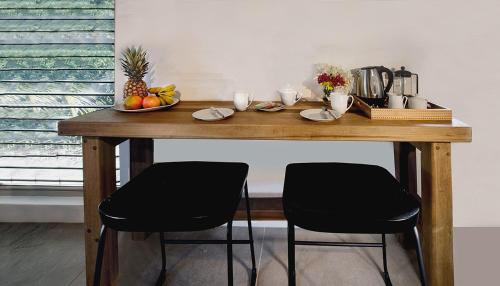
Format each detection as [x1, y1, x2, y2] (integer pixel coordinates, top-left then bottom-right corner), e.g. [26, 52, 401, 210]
[322, 87, 331, 105]
[322, 94, 330, 105]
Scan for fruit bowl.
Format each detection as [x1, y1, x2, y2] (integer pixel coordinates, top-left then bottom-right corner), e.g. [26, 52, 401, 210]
[113, 97, 180, 113]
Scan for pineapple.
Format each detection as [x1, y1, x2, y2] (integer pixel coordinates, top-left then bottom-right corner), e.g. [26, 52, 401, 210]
[120, 46, 149, 98]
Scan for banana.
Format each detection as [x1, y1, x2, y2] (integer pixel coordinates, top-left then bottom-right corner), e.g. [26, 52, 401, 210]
[148, 84, 175, 95]
[158, 90, 176, 97]
[160, 95, 175, 105]
[161, 84, 176, 92]
[148, 87, 162, 94]
[158, 97, 167, 106]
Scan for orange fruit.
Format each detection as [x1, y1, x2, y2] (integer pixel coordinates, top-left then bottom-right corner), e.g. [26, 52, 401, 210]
[124, 95, 143, 110]
[142, 96, 161, 109]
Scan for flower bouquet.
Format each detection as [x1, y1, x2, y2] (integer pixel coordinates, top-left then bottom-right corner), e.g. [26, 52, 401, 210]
[315, 64, 352, 104]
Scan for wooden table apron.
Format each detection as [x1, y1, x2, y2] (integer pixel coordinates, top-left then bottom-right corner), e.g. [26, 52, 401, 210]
[58, 101, 472, 286]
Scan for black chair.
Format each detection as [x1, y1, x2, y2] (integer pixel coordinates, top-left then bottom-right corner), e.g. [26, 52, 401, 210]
[283, 163, 427, 286]
[93, 161, 257, 286]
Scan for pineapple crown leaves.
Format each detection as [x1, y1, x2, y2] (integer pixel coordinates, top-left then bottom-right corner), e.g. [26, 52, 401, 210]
[120, 46, 150, 81]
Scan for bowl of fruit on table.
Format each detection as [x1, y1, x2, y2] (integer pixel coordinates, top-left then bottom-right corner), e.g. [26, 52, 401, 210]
[113, 46, 180, 112]
[114, 84, 180, 112]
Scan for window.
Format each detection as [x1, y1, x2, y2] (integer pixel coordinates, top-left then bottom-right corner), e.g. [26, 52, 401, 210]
[0, 0, 118, 187]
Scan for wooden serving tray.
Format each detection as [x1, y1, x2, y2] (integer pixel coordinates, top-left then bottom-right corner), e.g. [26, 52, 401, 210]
[353, 96, 452, 121]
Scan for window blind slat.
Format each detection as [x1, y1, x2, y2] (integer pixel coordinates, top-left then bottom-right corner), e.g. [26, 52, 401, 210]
[0, 107, 104, 119]
[0, 131, 81, 144]
[0, 44, 114, 57]
[0, 19, 114, 32]
[0, 144, 82, 156]
[0, 0, 114, 9]
[0, 157, 120, 169]
[0, 32, 114, 44]
[0, 9, 114, 20]
[0, 56, 114, 69]
[0, 82, 114, 94]
[0, 70, 114, 81]
[0, 95, 114, 108]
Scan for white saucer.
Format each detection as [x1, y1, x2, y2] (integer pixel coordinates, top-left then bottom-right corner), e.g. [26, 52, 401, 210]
[300, 108, 340, 122]
[192, 108, 234, 121]
[254, 102, 286, 112]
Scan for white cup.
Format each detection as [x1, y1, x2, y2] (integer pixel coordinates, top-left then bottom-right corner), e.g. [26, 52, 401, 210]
[388, 94, 408, 109]
[408, 96, 428, 110]
[330, 93, 354, 115]
[233, 92, 253, 111]
[279, 90, 302, 106]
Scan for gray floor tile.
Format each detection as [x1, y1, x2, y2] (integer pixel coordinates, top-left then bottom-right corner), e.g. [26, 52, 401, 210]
[0, 223, 84, 286]
[68, 271, 85, 286]
[257, 228, 421, 286]
[117, 226, 265, 286]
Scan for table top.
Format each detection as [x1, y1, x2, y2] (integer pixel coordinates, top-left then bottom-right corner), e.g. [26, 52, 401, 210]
[58, 101, 472, 142]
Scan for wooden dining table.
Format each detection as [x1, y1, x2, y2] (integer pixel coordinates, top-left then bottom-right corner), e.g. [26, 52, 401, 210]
[58, 100, 471, 286]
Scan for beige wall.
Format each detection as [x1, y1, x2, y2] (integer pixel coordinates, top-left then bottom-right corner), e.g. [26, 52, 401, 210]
[116, 0, 500, 227]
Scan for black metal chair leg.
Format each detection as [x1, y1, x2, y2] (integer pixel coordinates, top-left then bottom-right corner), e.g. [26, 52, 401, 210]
[413, 227, 428, 286]
[155, 232, 167, 286]
[244, 183, 257, 285]
[93, 225, 107, 286]
[227, 220, 234, 286]
[382, 234, 392, 286]
[287, 222, 296, 286]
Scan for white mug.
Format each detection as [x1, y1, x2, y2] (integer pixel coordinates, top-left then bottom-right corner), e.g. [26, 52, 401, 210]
[279, 89, 302, 106]
[330, 93, 354, 115]
[233, 92, 253, 111]
[408, 96, 428, 110]
[388, 94, 408, 109]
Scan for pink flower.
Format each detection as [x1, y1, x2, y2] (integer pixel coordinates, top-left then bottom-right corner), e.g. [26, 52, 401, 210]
[317, 73, 331, 84]
[331, 74, 346, 87]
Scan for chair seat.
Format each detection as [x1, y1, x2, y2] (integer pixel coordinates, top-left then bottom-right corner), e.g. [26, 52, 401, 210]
[99, 161, 249, 232]
[283, 163, 420, 234]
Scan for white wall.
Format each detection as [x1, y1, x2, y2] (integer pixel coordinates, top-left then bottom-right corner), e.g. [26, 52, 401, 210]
[116, 0, 500, 227]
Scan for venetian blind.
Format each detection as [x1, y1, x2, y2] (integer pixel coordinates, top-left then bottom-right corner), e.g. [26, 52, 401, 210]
[0, 0, 118, 187]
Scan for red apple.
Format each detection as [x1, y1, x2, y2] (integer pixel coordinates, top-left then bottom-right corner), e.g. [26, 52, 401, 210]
[124, 95, 143, 110]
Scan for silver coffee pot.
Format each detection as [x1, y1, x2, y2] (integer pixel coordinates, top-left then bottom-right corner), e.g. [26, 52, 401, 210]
[351, 66, 394, 106]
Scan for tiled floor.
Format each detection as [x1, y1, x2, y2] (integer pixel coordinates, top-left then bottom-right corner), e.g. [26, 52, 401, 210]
[1, 224, 498, 285]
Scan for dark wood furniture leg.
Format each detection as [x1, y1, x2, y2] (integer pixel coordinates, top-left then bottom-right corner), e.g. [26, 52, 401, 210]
[420, 142, 454, 286]
[394, 142, 419, 248]
[394, 142, 418, 196]
[83, 137, 120, 286]
[129, 138, 154, 178]
[129, 138, 154, 241]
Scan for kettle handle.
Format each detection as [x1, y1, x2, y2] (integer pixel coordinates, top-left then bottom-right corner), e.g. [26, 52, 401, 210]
[377, 66, 394, 94]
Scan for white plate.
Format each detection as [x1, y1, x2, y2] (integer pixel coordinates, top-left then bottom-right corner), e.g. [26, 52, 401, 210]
[113, 97, 180, 113]
[300, 108, 340, 122]
[192, 108, 235, 121]
[255, 102, 286, 112]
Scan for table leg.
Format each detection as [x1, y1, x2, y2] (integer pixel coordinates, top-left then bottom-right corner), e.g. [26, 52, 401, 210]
[129, 138, 154, 178]
[83, 137, 119, 286]
[129, 138, 154, 241]
[394, 142, 418, 195]
[393, 142, 419, 248]
[420, 142, 454, 286]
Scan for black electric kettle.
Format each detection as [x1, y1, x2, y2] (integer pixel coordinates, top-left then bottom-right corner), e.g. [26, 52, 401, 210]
[354, 66, 394, 106]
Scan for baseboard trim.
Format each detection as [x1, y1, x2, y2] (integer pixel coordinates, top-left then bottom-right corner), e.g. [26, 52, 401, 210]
[0, 195, 83, 223]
